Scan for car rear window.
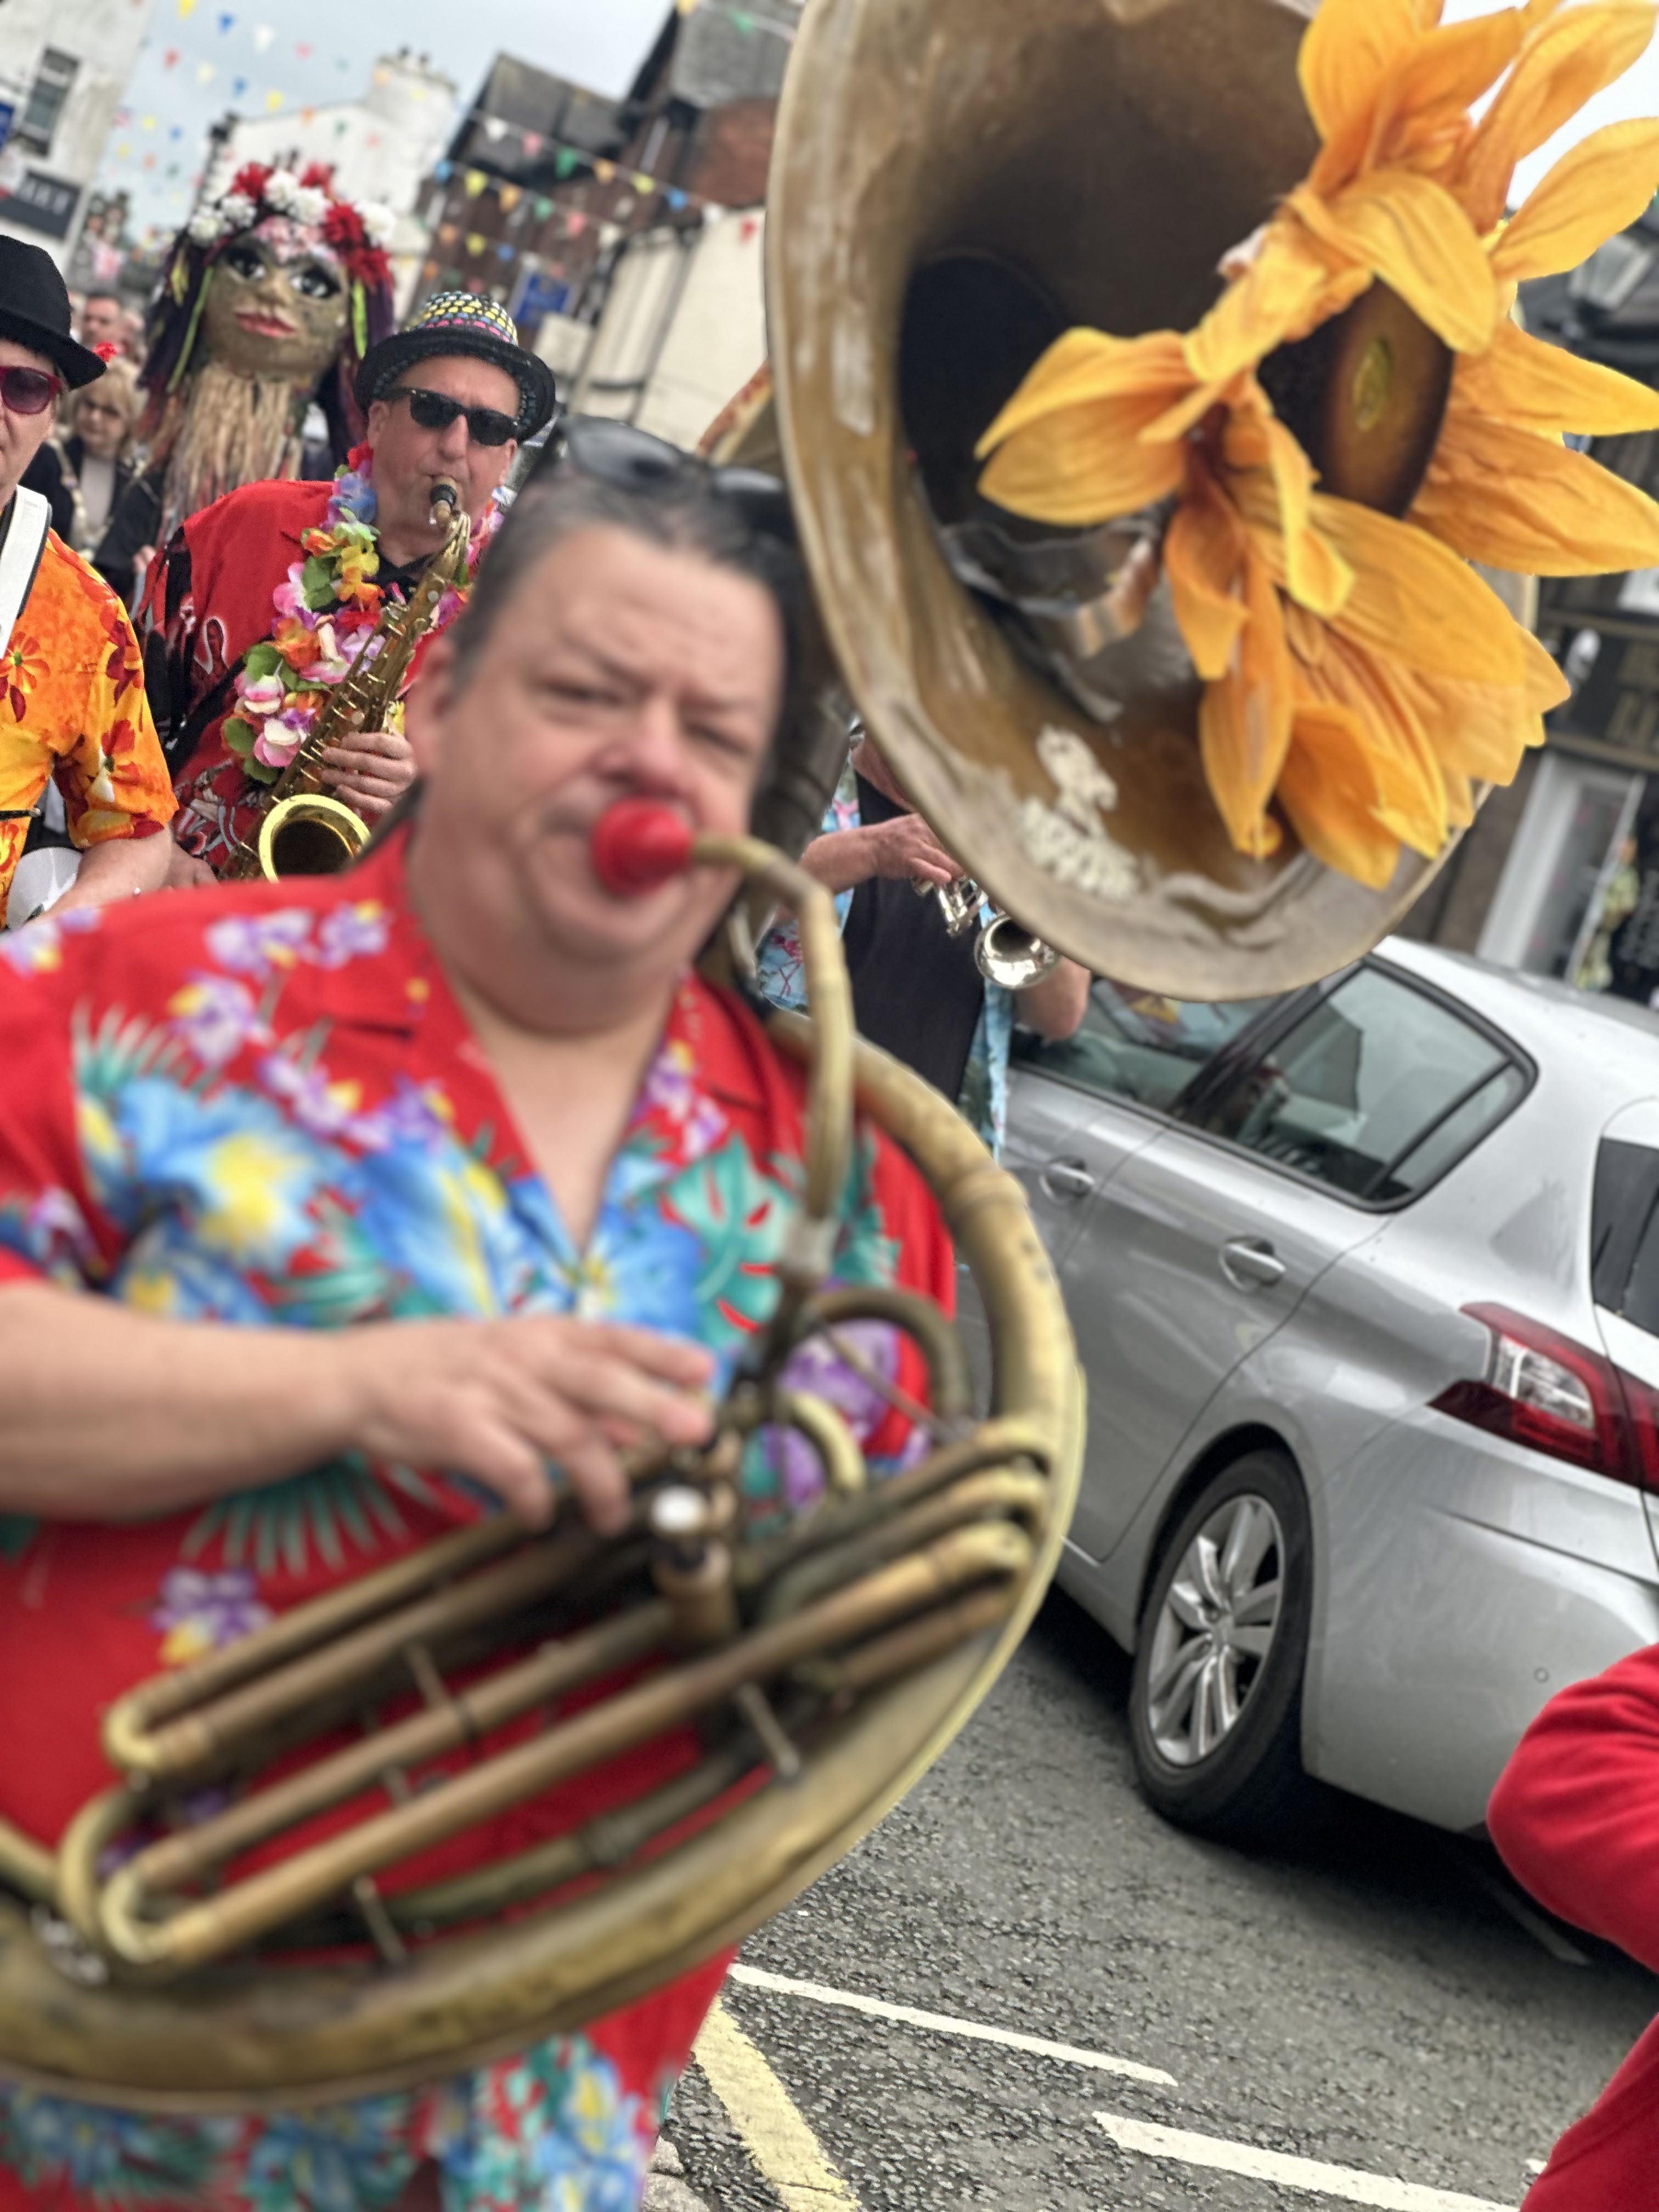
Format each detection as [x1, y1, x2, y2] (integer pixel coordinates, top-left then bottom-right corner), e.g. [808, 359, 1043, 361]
[1191, 967, 1521, 1202]
[1592, 1138, 1659, 1332]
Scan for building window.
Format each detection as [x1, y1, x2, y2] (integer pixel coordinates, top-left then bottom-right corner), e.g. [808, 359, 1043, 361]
[15, 49, 78, 157]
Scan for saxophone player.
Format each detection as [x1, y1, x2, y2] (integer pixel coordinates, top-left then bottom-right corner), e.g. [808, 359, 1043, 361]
[142, 295, 557, 881]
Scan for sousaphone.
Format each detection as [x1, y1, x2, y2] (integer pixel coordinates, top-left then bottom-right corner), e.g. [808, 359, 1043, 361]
[763, 0, 1533, 997]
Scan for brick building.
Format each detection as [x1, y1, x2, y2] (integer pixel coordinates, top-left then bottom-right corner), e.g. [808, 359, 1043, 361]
[413, 0, 798, 356]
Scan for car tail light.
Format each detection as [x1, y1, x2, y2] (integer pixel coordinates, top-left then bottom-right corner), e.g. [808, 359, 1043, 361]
[1431, 1304, 1659, 1490]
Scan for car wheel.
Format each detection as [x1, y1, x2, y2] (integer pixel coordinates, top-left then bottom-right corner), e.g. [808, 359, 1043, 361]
[1128, 1447, 1318, 1847]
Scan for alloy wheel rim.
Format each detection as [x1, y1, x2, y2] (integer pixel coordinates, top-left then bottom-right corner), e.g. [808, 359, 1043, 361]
[1144, 1493, 1284, 1768]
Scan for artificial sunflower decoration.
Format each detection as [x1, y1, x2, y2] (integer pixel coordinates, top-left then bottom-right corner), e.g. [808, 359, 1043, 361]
[977, 0, 1659, 888]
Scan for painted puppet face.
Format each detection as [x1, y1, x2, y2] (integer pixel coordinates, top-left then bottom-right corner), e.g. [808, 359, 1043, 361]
[201, 216, 348, 387]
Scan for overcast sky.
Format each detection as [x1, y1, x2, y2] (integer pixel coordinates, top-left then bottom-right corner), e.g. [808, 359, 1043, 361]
[103, 0, 670, 241]
[103, 0, 1659, 249]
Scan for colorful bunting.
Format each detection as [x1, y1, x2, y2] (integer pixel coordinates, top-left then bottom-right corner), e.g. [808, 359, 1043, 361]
[251, 22, 273, 50]
[463, 170, 488, 198]
[592, 160, 616, 184]
[264, 88, 283, 109]
[465, 233, 486, 257]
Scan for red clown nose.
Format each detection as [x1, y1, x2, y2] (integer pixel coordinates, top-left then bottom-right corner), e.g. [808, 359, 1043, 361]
[589, 800, 696, 896]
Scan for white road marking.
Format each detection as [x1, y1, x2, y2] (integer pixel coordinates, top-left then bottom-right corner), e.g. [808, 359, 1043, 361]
[1096, 2114, 1517, 2211]
[727, 1963, 1177, 2086]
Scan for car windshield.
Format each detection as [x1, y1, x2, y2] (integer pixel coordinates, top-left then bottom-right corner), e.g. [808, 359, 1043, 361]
[1014, 980, 1278, 1111]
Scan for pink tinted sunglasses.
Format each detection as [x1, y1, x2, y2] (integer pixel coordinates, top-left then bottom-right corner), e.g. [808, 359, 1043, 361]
[0, 365, 63, 417]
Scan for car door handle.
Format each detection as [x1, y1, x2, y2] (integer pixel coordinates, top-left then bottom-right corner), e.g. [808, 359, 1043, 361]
[1219, 1236, 1287, 1290]
[1040, 1158, 1097, 1203]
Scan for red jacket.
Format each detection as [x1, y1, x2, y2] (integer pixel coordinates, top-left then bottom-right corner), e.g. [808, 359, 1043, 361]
[1489, 1642, 1659, 2209]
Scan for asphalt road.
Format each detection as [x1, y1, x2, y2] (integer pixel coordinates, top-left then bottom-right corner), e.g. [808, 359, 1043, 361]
[661, 1591, 1658, 2212]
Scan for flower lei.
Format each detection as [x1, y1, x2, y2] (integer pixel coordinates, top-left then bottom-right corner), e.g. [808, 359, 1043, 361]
[223, 448, 506, 787]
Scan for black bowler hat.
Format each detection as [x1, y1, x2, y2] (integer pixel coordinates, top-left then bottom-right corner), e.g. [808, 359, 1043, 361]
[0, 236, 106, 390]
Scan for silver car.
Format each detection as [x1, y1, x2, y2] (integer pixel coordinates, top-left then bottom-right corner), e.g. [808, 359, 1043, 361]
[988, 940, 1659, 1842]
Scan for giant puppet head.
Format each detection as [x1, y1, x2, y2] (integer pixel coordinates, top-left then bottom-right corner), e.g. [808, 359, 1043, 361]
[139, 162, 397, 537]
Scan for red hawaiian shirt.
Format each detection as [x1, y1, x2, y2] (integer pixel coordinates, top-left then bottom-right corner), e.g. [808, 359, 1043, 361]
[0, 831, 952, 2211]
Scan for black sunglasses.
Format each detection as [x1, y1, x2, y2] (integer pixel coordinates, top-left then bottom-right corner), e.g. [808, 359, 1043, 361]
[537, 415, 794, 543]
[394, 385, 520, 448]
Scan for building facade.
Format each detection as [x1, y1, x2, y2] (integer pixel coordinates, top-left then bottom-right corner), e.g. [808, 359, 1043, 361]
[0, 0, 154, 270]
[410, 0, 797, 403]
[1396, 211, 1659, 1012]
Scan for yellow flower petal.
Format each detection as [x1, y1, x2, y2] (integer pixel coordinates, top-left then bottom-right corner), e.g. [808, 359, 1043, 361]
[1455, 2, 1659, 233]
[1289, 172, 1497, 353]
[974, 329, 1189, 458]
[977, 388, 1187, 526]
[1184, 221, 1368, 390]
[1371, 10, 1525, 173]
[1402, 664, 1548, 783]
[1164, 464, 1248, 681]
[1411, 401, 1659, 574]
[1263, 417, 1356, 618]
[1455, 316, 1659, 437]
[1199, 544, 1294, 860]
[1494, 119, 1659, 283]
[1276, 698, 1403, 889]
[1518, 622, 1571, 715]
[1300, 0, 1424, 180]
[1308, 491, 1533, 685]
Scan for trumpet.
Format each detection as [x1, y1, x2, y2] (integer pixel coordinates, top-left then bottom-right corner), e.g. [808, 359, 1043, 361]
[913, 876, 1063, 993]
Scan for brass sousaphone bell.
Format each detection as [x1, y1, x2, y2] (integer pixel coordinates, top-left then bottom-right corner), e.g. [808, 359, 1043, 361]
[763, 0, 1531, 998]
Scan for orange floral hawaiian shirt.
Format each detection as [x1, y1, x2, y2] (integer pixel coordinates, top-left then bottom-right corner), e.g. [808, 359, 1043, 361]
[0, 531, 176, 925]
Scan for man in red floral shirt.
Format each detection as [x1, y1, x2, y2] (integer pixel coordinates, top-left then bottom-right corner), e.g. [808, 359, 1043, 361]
[0, 424, 952, 2209]
[143, 291, 556, 879]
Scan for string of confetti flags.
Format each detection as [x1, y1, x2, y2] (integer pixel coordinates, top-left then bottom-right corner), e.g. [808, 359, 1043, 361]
[431, 131, 731, 226]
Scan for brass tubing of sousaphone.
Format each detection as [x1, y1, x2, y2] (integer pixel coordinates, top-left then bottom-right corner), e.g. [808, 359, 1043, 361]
[693, 832, 854, 1272]
[95, 1521, 1032, 1971]
[105, 1526, 608, 1784]
[86, 1604, 675, 1909]
[101, 1518, 527, 1771]
[803, 1283, 977, 1424]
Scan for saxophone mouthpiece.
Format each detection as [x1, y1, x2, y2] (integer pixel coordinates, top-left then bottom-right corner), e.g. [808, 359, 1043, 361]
[430, 480, 461, 528]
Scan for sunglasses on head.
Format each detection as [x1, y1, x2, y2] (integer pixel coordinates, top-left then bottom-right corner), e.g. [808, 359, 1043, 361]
[539, 415, 795, 544]
[394, 385, 519, 448]
[0, 366, 63, 418]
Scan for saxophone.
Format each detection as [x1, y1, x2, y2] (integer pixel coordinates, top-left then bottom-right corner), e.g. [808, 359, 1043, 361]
[228, 481, 473, 881]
